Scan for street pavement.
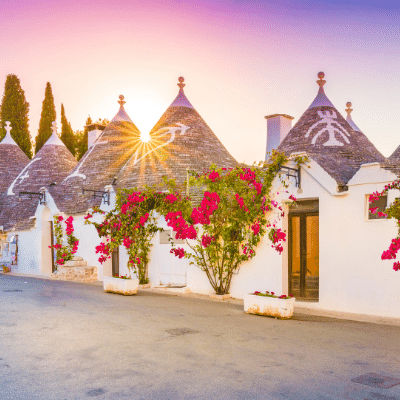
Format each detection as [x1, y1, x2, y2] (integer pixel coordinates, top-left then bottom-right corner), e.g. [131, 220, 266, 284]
[1, 274, 400, 400]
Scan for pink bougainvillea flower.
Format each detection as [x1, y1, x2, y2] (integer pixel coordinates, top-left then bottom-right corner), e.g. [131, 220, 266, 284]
[251, 222, 260, 236]
[165, 194, 178, 204]
[393, 262, 400, 271]
[170, 247, 185, 259]
[208, 170, 220, 182]
[289, 194, 297, 201]
[123, 237, 133, 248]
[139, 213, 149, 226]
[201, 234, 214, 248]
[58, 216, 63, 222]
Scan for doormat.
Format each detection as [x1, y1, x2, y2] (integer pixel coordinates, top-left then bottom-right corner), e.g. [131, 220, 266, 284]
[166, 328, 200, 336]
[351, 373, 400, 389]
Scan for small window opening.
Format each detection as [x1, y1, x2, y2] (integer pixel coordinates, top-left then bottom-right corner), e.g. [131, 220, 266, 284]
[368, 194, 388, 220]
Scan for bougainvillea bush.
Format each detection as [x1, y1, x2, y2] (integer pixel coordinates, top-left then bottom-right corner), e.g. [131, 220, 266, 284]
[49, 215, 79, 267]
[85, 187, 163, 284]
[86, 151, 300, 294]
[156, 151, 295, 295]
[369, 181, 400, 271]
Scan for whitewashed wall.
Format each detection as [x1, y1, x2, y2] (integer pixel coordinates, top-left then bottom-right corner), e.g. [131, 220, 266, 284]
[9, 164, 400, 318]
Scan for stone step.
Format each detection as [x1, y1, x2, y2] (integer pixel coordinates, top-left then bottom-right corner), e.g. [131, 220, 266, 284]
[63, 260, 87, 267]
[73, 261, 87, 267]
[50, 265, 98, 283]
[72, 256, 83, 261]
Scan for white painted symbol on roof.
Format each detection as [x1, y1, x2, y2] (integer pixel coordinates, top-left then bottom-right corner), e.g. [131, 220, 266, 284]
[305, 110, 350, 146]
[18, 171, 30, 184]
[120, 123, 190, 172]
[63, 130, 108, 182]
[7, 157, 42, 195]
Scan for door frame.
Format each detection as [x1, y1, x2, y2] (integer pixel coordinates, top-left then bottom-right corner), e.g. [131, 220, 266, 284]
[288, 201, 319, 301]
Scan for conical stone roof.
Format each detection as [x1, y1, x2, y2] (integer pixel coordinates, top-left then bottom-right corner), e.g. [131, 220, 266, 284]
[0, 122, 77, 231]
[0, 121, 30, 194]
[57, 96, 142, 214]
[277, 72, 385, 187]
[115, 77, 238, 190]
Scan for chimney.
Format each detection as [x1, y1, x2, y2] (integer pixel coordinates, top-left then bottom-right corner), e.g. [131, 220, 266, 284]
[265, 114, 294, 157]
[87, 123, 106, 148]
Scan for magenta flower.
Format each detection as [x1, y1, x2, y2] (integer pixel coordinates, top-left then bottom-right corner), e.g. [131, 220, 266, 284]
[208, 170, 220, 182]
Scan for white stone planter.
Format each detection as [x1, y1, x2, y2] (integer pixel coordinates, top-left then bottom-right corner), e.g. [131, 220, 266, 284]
[103, 277, 139, 295]
[244, 294, 296, 319]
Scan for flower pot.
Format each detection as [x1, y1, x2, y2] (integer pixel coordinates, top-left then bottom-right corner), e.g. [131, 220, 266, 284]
[244, 294, 295, 319]
[103, 277, 139, 295]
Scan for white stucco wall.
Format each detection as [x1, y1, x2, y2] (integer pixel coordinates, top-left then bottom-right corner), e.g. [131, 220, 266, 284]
[314, 179, 400, 318]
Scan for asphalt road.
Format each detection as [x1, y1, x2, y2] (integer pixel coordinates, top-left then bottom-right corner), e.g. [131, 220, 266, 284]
[1, 275, 400, 400]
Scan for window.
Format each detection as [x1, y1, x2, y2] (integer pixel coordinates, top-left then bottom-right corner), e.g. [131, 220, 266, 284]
[368, 194, 387, 220]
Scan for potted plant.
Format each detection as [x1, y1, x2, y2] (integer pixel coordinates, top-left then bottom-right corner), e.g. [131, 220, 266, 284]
[103, 274, 139, 295]
[244, 291, 295, 319]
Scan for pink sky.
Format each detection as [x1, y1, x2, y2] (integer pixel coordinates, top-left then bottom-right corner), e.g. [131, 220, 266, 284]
[1, 0, 399, 163]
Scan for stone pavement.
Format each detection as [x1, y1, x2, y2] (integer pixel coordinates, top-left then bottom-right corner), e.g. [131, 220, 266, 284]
[1, 274, 400, 400]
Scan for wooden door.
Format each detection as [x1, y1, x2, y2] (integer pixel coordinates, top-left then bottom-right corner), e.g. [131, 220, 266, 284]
[289, 210, 319, 300]
[112, 247, 119, 277]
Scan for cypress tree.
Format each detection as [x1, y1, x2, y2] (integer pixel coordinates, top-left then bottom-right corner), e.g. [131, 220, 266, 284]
[60, 103, 75, 156]
[0, 74, 32, 158]
[35, 82, 56, 154]
[75, 115, 92, 161]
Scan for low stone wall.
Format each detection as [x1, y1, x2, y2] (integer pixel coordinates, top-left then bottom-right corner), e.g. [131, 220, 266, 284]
[50, 257, 97, 282]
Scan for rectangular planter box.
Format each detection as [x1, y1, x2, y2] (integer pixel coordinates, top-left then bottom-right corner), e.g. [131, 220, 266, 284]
[103, 277, 139, 295]
[244, 294, 296, 319]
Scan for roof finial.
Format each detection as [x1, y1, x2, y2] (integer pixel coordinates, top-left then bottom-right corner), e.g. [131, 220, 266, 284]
[52, 121, 57, 135]
[118, 95, 126, 107]
[178, 76, 185, 90]
[346, 101, 353, 117]
[5, 121, 12, 136]
[317, 72, 326, 90]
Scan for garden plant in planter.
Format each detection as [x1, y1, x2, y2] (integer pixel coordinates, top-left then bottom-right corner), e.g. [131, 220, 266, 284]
[103, 274, 139, 295]
[244, 291, 295, 319]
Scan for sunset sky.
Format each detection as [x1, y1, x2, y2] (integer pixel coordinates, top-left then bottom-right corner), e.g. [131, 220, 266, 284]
[0, 0, 399, 163]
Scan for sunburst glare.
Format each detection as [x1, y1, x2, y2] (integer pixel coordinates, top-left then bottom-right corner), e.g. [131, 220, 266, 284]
[140, 132, 151, 143]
